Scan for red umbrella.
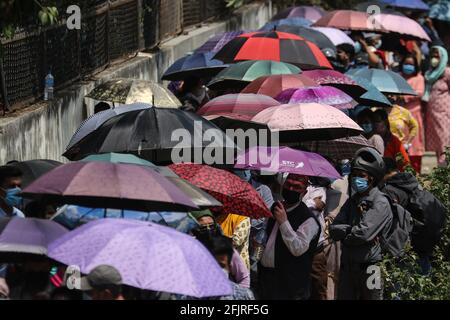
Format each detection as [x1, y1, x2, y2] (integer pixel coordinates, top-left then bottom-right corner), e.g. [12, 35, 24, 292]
[168, 164, 272, 219]
[313, 10, 386, 32]
[302, 70, 367, 96]
[212, 31, 332, 70]
[241, 74, 317, 98]
[197, 93, 280, 119]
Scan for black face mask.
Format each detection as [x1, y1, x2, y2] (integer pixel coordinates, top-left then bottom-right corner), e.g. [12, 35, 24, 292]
[282, 189, 301, 204]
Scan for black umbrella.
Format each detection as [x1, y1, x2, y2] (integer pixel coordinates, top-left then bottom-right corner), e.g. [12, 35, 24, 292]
[63, 108, 236, 164]
[7, 160, 62, 188]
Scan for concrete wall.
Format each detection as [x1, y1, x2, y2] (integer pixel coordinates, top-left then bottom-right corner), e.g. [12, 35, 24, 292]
[0, 2, 272, 164]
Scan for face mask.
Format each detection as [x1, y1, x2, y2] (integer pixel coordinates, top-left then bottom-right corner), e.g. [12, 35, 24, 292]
[402, 64, 416, 75]
[351, 177, 369, 194]
[361, 123, 373, 134]
[4, 187, 22, 208]
[354, 42, 362, 54]
[431, 57, 440, 68]
[282, 188, 301, 204]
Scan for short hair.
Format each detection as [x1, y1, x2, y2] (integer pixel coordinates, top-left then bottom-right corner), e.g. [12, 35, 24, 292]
[373, 109, 389, 122]
[94, 102, 110, 114]
[356, 108, 375, 122]
[0, 165, 23, 185]
[400, 53, 420, 76]
[202, 234, 234, 263]
[337, 43, 355, 60]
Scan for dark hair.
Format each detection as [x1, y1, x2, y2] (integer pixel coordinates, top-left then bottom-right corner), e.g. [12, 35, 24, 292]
[337, 43, 355, 60]
[383, 157, 398, 174]
[180, 76, 201, 94]
[356, 108, 375, 122]
[0, 165, 23, 186]
[202, 234, 234, 263]
[51, 287, 83, 300]
[94, 102, 110, 114]
[373, 109, 389, 122]
[400, 53, 420, 76]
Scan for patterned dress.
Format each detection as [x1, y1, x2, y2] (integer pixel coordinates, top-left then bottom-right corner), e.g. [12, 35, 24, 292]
[426, 68, 450, 163]
[403, 73, 425, 156]
[388, 104, 419, 146]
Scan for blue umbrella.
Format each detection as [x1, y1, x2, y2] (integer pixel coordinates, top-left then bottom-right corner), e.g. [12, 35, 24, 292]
[429, 0, 450, 22]
[51, 205, 199, 233]
[162, 52, 227, 81]
[380, 0, 429, 11]
[259, 17, 313, 31]
[347, 74, 393, 108]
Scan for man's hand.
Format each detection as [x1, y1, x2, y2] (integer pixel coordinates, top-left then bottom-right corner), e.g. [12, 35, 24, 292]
[273, 201, 288, 225]
[0, 278, 9, 298]
[314, 197, 325, 211]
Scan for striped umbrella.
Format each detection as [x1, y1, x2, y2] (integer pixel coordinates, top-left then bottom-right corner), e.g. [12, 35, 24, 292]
[349, 68, 417, 95]
[207, 60, 301, 91]
[241, 74, 317, 98]
[213, 31, 332, 70]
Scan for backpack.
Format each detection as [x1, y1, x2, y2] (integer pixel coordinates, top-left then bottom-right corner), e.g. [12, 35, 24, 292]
[379, 194, 413, 258]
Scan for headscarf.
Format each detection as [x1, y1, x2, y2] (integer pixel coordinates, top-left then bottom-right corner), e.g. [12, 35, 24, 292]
[283, 174, 309, 194]
[423, 46, 448, 102]
[215, 213, 247, 238]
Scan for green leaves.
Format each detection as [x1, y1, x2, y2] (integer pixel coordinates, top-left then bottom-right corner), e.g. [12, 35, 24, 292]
[38, 6, 59, 26]
[225, 0, 244, 9]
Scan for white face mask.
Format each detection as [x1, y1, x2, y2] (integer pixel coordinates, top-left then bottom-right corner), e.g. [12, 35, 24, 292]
[431, 57, 440, 68]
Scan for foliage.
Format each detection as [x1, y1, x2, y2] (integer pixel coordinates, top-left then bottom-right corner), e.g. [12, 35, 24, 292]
[226, 0, 245, 9]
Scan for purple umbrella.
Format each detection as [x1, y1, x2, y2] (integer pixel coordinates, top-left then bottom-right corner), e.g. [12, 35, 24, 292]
[311, 27, 355, 46]
[0, 217, 68, 261]
[272, 6, 326, 23]
[48, 219, 233, 298]
[235, 146, 341, 178]
[22, 162, 199, 212]
[275, 86, 357, 110]
[194, 31, 245, 54]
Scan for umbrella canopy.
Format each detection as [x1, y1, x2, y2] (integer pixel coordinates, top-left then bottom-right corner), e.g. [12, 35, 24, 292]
[52, 205, 199, 233]
[429, 0, 450, 22]
[161, 52, 227, 81]
[261, 18, 313, 31]
[22, 162, 199, 212]
[380, 0, 429, 11]
[81, 153, 222, 208]
[347, 74, 393, 107]
[299, 135, 374, 160]
[168, 164, 272, 219]
[7, 160, 62, 188]
[48, 219, 232, 298]
[213, 31, 332, 70]
[66, 103, 152, 150]
[251, 102, 363, 142]
[235, 146, 340, 178]
[349, 68, 417, 95]
[271, 6, 325, 23]
[197, 93, 280, 119]
[204, 114, 269, 131]
[63, 107, 235, 163]
[241, 74, 317, 98]
[194, 31, 246, 54]
[311, 27, 356, 46]
[302, 69, 366, 96]
[207, 60, 301, 91]
[356, 1, 406, 16]
[85, 78, 181, 107]
[374, 14, 431, 41]
[275, 86, 357, 110]
[0, 217, 68, 262]
[266, 25, 336, 58]
[312, 10, 385, 32]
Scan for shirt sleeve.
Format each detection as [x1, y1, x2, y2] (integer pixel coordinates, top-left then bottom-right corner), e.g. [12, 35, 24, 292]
[329, 199, 352, 241]
[278, 217, 319, 257]
[406, 109, 419, 143]
[230, 250, 250, 288]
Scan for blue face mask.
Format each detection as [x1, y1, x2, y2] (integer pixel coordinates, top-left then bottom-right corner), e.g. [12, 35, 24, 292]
[354, 42, 362, 54]
[4, 187, 23, 208]
[402, 64, 416, 75]
[361, 123, 373, 134]
[351, 177, 369, 194]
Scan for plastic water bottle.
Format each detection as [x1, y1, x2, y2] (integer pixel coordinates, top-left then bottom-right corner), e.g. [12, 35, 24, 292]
[44, 71, 54, 101]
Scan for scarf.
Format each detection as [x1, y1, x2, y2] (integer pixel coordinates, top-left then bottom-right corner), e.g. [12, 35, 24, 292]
[215, 213, 247, 238]
[423, 46, 448, 102]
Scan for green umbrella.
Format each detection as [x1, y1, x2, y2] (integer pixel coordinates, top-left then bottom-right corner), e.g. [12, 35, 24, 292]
[207, 60, 301, 91]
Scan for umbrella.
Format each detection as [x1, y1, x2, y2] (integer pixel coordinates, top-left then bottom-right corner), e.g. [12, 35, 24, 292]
[349, 68, 417, 95]
[429, 0, 450, 22]
[312, 10, 385, 32]
[235, 146, 340, 178]
[302, 69, 366, 96]
[66, 103, 152, 150]
[7, 160, 62, 188]
[0, 217, 68, 262]
[207, 60, 301, 91]
[380, 0, 429, 11]
[311, 27, 356, 46]
[161, 52, 227, 81]
[265, 25, 337, 58]
[51, 205, 199, 233]
[213, 31, 332, 70]
[260, 18, 313, 31]
[275, 86, 357, 110]
[299, 135, 374, 160]
[374, 14, 431, 41]
[197, 93, 280, 119]
[21, 162, 199, 212]
[347, 74, 393, 107]
[251, 102, 363, 142]
[356, 1, 406, 16]
[241, 74, 317, 98]
[81, 153, 222, 208]
[168, 164, 272, 219]
[63, 107, 235, 163]
[48, 219, 232, 298]
[271, 6, 325, 23]
[194, 31, 246, 54]
[204, 114, 269, 131]
[85, 78, 181, 107]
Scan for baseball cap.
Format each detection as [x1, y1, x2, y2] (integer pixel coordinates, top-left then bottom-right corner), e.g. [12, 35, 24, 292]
[79, 265, 122, 291]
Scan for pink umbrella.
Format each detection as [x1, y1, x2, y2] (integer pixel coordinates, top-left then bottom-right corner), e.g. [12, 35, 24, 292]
[302, 70, 366, 96]
[374, 14, 431, 41]
[251, 102, 363, 142]
[241, 74, 317, 98]
[311, 27, 355, 46]
[275, 86, 357, 110]
[271, 6, 326, 23]
[313, 10, 386, 32]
